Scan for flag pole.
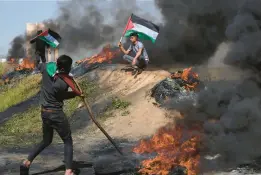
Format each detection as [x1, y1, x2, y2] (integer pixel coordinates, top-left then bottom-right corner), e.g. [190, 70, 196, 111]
[119, 14, 132, 43]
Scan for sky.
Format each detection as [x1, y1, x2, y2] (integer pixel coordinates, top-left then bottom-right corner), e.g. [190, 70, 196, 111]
[0, 1, 58, 56]
[0, 0, 159, 57]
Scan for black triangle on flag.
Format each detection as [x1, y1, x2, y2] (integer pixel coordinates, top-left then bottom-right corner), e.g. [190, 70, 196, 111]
[48, 29, 62, 41]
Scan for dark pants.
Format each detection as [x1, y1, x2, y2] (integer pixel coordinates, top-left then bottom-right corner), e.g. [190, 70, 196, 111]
[27, 110, 73, 169]
[123, 55, 148, 69]
[36, 52, 46, 64]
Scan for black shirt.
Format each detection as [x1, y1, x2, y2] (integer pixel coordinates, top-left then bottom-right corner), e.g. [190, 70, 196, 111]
[30, 38, 50, 54]
[37, 63, 76, 111]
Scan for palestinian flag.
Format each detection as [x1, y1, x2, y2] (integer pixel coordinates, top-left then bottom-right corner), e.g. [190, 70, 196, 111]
[36, 29, 61, 48]
[123, 14, 160, 43]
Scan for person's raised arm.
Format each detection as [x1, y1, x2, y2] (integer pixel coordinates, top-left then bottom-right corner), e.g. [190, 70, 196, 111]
[35, 59, 45, 74]
[118, 42, 131, 55]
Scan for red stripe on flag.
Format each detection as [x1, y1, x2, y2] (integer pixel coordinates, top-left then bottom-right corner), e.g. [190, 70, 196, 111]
[122, 15, 134, 35]
[38, 30, 49, 37]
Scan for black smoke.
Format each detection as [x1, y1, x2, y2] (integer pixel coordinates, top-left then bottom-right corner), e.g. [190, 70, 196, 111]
[225, 0, 261, 71]
[8, 0, 141, 59]
[8, 35, 25, 58]
[165, 0, 261, 172]
[8, 0, 245, 65]
[147, 0, 245, 65]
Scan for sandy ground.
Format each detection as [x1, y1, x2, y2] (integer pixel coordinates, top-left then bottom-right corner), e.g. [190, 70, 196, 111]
[73, 65, 173, 151]
[87, 65, 171, 140]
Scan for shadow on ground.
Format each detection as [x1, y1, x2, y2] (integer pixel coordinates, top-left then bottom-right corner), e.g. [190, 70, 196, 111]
[0, 92, 40, 125]
[31, 161, 93, 175]
[0, 138, 137, 175]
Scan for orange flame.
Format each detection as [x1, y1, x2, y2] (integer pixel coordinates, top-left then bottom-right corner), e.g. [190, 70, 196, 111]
[76, 44, 120, 65]
[171, 67, 199, 91]
[133, 124, 202, 175]
[15, 58, 35, 71]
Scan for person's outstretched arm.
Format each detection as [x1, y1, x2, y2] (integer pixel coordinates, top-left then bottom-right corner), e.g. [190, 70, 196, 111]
[118, 42, 131, 55]
[34, 58, 45, 74]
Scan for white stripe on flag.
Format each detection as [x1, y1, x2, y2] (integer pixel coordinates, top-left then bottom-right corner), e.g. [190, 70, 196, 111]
[132, 23, 159, 40]
[53, 40, 59, 46]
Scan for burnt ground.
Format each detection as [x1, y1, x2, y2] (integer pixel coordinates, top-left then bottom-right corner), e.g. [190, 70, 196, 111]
[0, 139, 138, 175]
[0, 104, 139, 175]
[2, 134, 261, 175]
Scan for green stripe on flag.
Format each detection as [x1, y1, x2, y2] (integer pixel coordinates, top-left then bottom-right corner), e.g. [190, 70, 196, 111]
[124, 30, 156, 43]
[39, 36, 59, 48]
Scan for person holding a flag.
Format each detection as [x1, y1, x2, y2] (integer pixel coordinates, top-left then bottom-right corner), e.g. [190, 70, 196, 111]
[118, 14, 160, 74]
[20, 55, 82, 175]
[30, 29, 61, 72]
[118, 32, 149, 73]
[30, 30, 51, 65]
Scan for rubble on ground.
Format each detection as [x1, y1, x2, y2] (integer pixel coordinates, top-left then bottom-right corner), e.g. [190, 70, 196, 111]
[71, 63, 100, 78]
[0, 45, 119, 82]
[76, 44, 120, 65]
[151, 67, 203, 104]
[0, 58, 35, 85]
[1, 69, 33, 85]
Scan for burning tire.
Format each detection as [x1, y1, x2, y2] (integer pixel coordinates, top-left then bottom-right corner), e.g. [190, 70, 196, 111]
[151, 78, 183, 104]
[151, 68, 204, 104]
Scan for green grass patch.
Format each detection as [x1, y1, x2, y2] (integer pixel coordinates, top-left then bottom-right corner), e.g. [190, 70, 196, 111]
[0, 78, 99, 147]
[78, 80, 98, 100]
[0, 75, 41, 112]
[111, 97, 131, 110]
[0, 98, 83, 147]
[0, 106, 41, 147]
[64, 80, 98, 116]
[0, 62, 8, 76]
[85, 97, 131, 136]
[98, 97, 131, 121]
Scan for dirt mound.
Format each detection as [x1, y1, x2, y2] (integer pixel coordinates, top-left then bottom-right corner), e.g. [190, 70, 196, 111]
[82, 64, 171, 96]
[77, 64, 172, 142]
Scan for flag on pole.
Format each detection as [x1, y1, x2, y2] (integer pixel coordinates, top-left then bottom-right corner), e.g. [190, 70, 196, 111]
[123, 14, 160, 43]
[33, 29, 61, 48]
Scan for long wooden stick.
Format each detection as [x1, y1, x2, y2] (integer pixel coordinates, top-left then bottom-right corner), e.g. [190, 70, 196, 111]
[73, 79, 123, 155]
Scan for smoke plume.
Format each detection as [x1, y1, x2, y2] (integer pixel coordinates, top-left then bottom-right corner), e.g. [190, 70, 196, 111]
[225, 0, 261, 71]
[147, 0, 245, 65]
[8, 0, 245, 65]
[8, 0, 143, 59]
[166, 0, 261, 171]
[8, 35, 25, 58]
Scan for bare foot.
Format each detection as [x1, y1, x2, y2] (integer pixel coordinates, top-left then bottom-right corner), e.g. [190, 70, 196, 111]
[23, 160, 31, 167]
[20, 160, 31, 175]
[65, 169, 74, 175]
